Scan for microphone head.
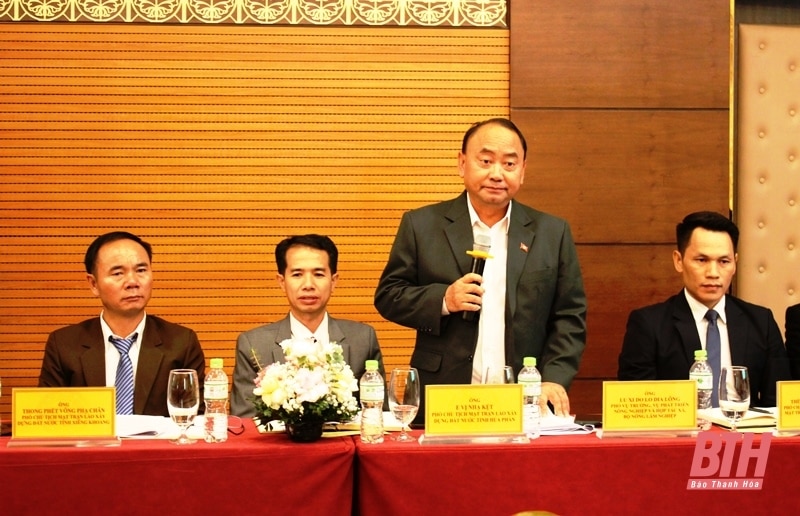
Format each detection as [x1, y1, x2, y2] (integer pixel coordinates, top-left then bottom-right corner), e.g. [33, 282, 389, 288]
[473, 233, 492, 253]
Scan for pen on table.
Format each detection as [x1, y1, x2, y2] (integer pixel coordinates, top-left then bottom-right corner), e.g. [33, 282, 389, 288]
[749, 407, 773, 415]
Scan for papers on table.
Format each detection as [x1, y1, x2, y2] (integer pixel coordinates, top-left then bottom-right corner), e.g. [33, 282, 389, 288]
[116, 415, 205, 440]
[540, 410, 596, 435]
[699, 407, 777, 431]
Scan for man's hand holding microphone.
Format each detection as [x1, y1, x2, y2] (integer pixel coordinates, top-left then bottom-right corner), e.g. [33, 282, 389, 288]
[443, 233, 492, 321]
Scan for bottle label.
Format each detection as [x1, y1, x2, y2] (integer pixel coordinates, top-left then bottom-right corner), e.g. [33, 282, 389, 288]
[205, 380, 228, 400]
[518, 377, 541, 397]
[690, 372, 713, 390]
[360, 384, 384, 402]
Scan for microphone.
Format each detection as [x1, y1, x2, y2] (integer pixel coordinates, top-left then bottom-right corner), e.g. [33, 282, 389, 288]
[463, 233, 492, 322]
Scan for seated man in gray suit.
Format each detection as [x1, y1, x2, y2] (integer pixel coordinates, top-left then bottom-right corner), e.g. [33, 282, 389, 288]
[618, 211, 790, 407]
[231, 234, 385, 418]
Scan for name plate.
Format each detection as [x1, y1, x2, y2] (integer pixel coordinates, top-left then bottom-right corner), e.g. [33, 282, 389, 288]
[602, 380, 697, 433]
[12, 387, 116, 439]
[777, 381, 800, 432]
[424, 384, 523, 435]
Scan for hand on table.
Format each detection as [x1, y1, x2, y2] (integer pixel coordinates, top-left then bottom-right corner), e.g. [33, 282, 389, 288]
[541, 382, 570, 417]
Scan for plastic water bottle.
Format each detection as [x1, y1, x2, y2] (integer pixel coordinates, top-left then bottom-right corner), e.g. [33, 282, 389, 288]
[359, 360, 384, 444]
[518, 357, 541, 439]
[690, 349, 712, 431]
[204, 358, 229, 443]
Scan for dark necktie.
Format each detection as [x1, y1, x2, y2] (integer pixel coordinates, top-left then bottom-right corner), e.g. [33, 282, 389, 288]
[109, 333, 138, 415]
[705, 310, 721, 407]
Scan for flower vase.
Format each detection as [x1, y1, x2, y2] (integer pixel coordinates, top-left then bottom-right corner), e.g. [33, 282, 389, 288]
[286, 419, 324, 443]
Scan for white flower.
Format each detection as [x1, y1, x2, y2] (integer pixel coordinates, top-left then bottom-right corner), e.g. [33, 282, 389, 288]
[252, 337, 359, 425]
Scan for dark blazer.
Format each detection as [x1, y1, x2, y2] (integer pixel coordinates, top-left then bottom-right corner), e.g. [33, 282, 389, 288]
[785, 303, 800, 380]
[618, 292, 790, 407]
[38, 315, 206, 417]
[374, 192, 587, 420]
[230, 315, 385, 418]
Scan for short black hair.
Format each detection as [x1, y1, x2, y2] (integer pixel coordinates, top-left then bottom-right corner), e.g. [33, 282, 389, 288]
[84, 231, 152, 274]
[676, 211, 739, 254]
[461, 117, 528, 160]
[275, 234, 338, 275]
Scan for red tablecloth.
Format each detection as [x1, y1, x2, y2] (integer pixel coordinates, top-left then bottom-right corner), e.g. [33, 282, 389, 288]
[1, 419, 355, 516]
[355, 430, 798, 516]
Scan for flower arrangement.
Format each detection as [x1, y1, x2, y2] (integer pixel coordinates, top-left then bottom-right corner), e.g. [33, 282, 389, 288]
[251, 338, 359, 428]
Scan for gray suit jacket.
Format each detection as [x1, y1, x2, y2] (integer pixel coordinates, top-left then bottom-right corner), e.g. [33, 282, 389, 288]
[374, 192, 587, 419]
[38, 315, 206, 417]
[230, 315, 384, 417]
[618, 292, 791, 406]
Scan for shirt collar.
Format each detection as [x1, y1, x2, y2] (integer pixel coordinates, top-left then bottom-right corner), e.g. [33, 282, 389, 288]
[683, 290, 727, 325]
[100, 311, 147, 343]
[465, 194, 511, 233]
[288, 311, 329, 342]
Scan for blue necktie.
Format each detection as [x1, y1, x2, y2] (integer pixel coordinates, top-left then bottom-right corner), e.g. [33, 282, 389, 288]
[705, 310, 721, 407]
[110, 333, 138, 415]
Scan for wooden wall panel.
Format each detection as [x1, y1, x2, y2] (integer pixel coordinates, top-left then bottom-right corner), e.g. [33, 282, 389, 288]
[0, 24, 509, 421]
[510, 0, 730, 109]
[577, 245, 684, 378]
[510, 0, 731, 415]
[515, 110, 730, 243]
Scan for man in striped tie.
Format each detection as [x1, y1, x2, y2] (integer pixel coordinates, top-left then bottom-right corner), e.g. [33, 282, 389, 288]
[39, 231, 206, 416]
[617, 211, 790, 407]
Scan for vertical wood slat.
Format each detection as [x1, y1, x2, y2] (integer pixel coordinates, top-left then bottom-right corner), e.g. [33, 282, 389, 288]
[0, 23, 509, 421]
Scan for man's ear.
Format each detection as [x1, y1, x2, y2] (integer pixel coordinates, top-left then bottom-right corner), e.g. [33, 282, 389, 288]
[672, 250, 684, 273]
[87, 273, 100, 296]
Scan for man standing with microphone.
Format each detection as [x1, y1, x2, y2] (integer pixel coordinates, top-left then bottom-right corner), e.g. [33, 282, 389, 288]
[374, 118, 587, 421]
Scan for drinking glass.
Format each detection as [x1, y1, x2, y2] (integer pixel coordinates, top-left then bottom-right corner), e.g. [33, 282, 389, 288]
[388, 367, 420, 442]
[482, 365, 514, 384]
[718, 366, 750, 432]
[167, 369, 200, 445]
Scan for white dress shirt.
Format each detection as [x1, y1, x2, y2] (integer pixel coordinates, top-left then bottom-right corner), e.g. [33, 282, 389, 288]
[101, 311, 147, 387]
[468, 196, 511, 384]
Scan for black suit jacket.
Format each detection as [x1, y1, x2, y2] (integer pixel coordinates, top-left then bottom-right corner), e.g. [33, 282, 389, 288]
[785, 303, 800, 380]
[618, 292, 790, 406]
[375, 192, 587, 420]
[39, 315, 206, 417]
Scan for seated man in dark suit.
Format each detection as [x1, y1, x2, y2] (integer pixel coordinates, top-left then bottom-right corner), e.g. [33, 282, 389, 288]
[618, 211, 790, 407]
[786, 303, 800, 380]
[39, 231, 206, 417]
[231, 234, 385, 418]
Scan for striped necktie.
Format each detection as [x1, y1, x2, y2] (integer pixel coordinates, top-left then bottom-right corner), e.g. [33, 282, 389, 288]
[705, 310, 721, 408]
[109, 333, 138, 415]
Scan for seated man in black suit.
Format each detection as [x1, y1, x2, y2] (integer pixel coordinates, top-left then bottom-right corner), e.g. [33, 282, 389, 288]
[618, 211, 790, 407]
[786, 303, 800, 380]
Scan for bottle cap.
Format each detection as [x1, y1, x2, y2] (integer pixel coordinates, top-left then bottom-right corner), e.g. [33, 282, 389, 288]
[210, 358, 223, 369]
[523, 356, 536, 367]
[365, 360, 379, 370]
[694, 349, 707, 360]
